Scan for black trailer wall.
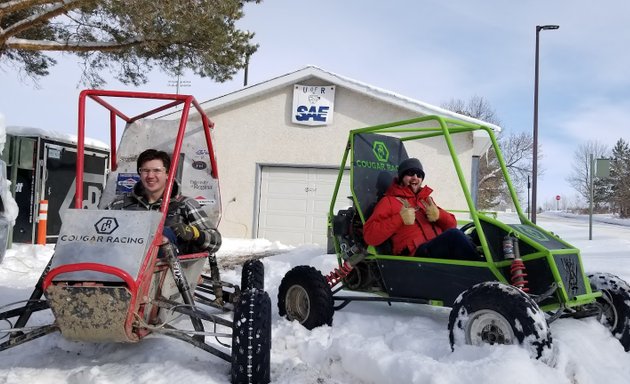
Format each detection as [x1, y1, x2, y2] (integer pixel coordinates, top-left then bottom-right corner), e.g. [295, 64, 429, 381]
[4, 133, 109, 244]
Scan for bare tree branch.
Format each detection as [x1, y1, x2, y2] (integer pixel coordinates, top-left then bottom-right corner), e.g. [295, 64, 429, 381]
[567, 140, 609, 203]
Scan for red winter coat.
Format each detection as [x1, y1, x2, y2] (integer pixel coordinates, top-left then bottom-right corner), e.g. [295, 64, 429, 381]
[363, 181, 457, 256]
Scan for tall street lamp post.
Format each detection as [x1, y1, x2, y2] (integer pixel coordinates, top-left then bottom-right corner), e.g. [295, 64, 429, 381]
[532, 24, 559, 224]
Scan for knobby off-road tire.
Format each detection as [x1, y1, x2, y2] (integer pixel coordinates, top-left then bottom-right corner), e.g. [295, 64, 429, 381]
[588, 272, 630, 351]
[241, 259, 265, 291]
[277, 265, 334, 330]
[448, 281, 555, 364]
[231, 289, 271, 384]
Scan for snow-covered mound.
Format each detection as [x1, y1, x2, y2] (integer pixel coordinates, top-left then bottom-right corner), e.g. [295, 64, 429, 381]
[1, 213, 630, 383]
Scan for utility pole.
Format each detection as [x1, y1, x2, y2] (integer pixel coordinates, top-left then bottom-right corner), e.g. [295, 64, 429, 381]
[168, 57, 191, 97]
[243, 46, 256, 87]
[168, 73, 191, 95]
[589, 153, 594, 240]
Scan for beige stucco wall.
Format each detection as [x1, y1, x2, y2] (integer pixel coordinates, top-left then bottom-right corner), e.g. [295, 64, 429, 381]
[192, 82, 475, 239]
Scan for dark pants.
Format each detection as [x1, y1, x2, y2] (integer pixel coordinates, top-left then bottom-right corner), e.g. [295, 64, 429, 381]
[413, 228, 478, 260]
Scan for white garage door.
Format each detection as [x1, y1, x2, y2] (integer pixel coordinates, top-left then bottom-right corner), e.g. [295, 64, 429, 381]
[258, 166, 351, 246]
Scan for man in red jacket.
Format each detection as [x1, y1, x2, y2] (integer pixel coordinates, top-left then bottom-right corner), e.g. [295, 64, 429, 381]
[363, 158, 477, 259]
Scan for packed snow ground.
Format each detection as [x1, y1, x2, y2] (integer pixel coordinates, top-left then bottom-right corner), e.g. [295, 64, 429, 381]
[1, 212, 630, 384]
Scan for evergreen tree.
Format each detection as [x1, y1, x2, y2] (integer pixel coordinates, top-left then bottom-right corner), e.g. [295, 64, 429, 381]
[0, 0, 260, 86]
[610, 138, 630, 217]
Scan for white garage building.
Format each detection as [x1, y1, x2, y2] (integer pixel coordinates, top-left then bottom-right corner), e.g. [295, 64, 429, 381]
[181, 66, 500, 247]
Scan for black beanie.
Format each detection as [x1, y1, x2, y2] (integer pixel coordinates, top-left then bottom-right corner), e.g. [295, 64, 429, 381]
[398, 158, 425, 180]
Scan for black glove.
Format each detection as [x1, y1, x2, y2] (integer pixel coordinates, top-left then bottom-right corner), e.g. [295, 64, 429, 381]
[172, 223, 200, 242]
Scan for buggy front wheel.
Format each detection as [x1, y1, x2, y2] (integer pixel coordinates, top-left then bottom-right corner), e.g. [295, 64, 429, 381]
[588, 272, 630, 351]
[231, 289, 271, 384]
[277, 265, 333, 330]
[448, 281, 555, 364]
[241, 259, 265, 291]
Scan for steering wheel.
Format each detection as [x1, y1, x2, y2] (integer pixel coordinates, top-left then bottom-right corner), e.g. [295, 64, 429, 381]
[460, 221, 477, 235]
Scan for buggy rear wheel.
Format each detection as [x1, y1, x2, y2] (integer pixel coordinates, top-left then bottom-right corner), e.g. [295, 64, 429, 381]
[448, 281, 554, 364]
[241, 259, 264, 291]
[277, 265, 333, 330]
[231, 289, 271, 384]
[588, 272, 630, 351]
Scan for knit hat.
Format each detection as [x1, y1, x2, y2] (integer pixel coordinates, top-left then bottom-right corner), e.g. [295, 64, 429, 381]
[398, 158, 425, 180]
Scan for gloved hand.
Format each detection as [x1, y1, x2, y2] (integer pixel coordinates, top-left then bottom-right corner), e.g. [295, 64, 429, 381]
[423, 198, 440, 222]
[172, 223, 200, 242]
[400, 206, 416, 225]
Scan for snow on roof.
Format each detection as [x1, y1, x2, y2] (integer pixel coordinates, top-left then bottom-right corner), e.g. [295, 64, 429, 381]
[6, 125, 109, 151]
[164, 65, 502, 133]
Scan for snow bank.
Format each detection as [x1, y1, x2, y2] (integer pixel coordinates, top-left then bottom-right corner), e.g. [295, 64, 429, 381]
[2, 214, 630, 383]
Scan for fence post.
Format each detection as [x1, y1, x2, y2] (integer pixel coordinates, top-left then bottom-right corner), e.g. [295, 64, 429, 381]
[37, 200, 48, 245]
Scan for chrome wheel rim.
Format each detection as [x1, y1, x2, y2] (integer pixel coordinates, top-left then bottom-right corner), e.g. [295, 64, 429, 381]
[466, 309, 515, 345]
[599, 290, 619, 330]
[285, 284, 310, 323]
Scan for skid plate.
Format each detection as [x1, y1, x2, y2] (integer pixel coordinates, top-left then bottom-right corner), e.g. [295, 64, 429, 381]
[46, 285, 135, 342]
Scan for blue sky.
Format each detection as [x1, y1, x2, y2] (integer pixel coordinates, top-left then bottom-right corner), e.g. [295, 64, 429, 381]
[2, 0, 630, 206]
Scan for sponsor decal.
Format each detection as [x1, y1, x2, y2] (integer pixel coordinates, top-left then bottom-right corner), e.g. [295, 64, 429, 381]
[372, 141, 390, 162]
[94, 217, 119, 234]
[59, 234, 145, 244]
[354, 159, 397, 172]
[195, 149, 210, 156]
[561, 257, 580, 295]
[195, 197, 216, 206]
[118, 155, 138, 163]
[189, 179, 214, 191]
[292, 84, 335, 126]
[515, 226, 549, 242]
[58, 217, 144, 244]
[118, 178, 136, 189]
[192, 161, 207, 170]
[116, 173, 140, 194]
[295, 105, 330, 122]
[354, 140, 396, 171]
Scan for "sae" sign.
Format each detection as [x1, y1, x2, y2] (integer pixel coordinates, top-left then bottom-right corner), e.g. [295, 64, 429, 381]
[292, 85, 335, 126]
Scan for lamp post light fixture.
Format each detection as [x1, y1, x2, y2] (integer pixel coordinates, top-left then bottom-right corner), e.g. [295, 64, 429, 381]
[531, 24, 559, 224]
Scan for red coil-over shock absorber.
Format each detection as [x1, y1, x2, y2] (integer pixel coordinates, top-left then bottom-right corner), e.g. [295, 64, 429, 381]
[326, 261, 354, 287]
[503, 235, 529, 292]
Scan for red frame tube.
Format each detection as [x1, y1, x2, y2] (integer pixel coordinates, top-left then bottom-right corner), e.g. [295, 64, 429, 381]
[70, 90, 219, 338]
[43, 263, 137, 292]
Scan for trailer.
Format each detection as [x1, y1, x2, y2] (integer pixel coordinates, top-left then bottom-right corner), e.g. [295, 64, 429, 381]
[2, 127, 110, 243]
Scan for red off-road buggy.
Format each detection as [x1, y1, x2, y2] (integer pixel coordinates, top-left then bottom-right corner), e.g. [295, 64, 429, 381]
[0, 90, 271, 384]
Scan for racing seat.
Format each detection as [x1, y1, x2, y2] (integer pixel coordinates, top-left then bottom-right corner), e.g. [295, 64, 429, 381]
[96, 118, 221, 229]
[332, 133, 409, 256]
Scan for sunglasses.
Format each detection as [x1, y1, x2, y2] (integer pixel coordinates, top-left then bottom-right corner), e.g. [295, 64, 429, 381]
[402, 169, 424, 178]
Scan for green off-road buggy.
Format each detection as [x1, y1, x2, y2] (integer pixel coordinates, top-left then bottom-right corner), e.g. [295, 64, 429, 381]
[277, 115, 630, 363]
